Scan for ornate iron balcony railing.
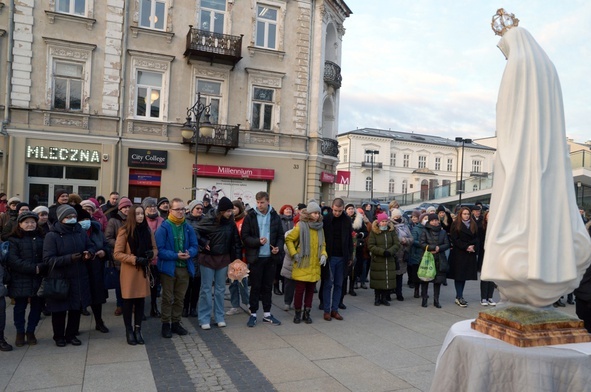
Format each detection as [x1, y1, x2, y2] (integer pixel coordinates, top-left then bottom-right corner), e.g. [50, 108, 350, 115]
[324, 61, 342, 89]
[321, 138, 339, 157]
[184, 26, 243, 67]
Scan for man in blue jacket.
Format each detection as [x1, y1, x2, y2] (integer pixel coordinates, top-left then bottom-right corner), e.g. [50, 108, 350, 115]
[156, 198, 198, 338]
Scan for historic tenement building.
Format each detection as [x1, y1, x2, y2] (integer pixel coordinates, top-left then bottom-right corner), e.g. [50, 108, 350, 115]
[0, 0, 351, 208]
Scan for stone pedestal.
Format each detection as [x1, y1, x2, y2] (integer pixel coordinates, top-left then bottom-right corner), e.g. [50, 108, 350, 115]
[471, 305, 591, 347]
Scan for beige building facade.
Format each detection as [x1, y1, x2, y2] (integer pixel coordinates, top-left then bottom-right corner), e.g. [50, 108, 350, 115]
[0, 0, 351, 208]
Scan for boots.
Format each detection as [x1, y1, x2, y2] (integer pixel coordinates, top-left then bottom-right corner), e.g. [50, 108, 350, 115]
[15, 332, 25, 347]
[0, 334, 13, 351]
[293, 309, 302, 324]
[303, 308, 313, 324]
[374, 292, 381, 306]
[126, 328, 137, 345]
[26, 332, 38, 345]
[150, 302, 161, 317]
[274, 282, 283, 295]
[434, 298, 441, 308]
[134, 326, 145, 345]
[414, 286, 420, 298]
[161, 323, 172, 338]
[189, 307, 198, 317]
[380, 293, 391, 306]
[422, 297, 428, 308]
[95, 320, 109, 333]
[434, 284, 442, 308]
[182, 308, 189, 318]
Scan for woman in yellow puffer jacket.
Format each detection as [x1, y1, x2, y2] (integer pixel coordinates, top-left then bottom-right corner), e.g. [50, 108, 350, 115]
[285, 201, 327, 324]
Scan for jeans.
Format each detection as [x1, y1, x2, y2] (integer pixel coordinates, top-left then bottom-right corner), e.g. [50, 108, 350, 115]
[0, 296, 6, 335]
[229, 277, 249, 308]
[323, 256, 345, 312]
[198, 265, 228, 325]
[454, 280, 466, 299]
[14, 296, 43, 333]
[160, 267, 190, 324]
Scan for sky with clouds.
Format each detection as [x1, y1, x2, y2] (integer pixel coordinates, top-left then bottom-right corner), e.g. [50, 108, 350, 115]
[338, 1, 591, 143]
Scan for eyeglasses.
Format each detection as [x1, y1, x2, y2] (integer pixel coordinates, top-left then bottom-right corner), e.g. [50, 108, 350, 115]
[170, 208, 184, 212]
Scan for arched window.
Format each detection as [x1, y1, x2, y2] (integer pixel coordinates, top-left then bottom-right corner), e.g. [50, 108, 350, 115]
[365, 176, 372, 191]
[389, 179, 395, 194]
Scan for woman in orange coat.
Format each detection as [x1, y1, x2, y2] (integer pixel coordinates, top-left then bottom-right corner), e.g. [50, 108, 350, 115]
[114, 205, 157, 346]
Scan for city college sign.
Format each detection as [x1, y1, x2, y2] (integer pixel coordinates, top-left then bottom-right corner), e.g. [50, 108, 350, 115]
[128, 148, 168, 169]
[26, 145, 100, 163]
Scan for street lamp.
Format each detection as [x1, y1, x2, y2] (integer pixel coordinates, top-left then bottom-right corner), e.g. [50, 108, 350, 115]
[455, 137, 472, 207]
[181, 92, 214, 200]
[365, 149, 379, 200]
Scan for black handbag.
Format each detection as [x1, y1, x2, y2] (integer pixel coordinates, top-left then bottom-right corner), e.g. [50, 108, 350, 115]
[37, 258, 69, 300]
[104, 259, 119, 290]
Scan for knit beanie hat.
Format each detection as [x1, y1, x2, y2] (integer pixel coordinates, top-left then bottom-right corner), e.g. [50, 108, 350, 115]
[80, 200, 97, 212]
[188, 199, 204, 213]
[157, 197, 169, 207]
[88, 197, 101, 208]
[202, 194, 211, 203]
[118, 197, 132, 209]
[419, 213, 429, 223]
[391, 208, 403, 218]
[8, 196, 21, 205]
[33, 206, 49, 215]
[426, 206, 436, 214]
[68, 194, 82, 205]
[142, 197, 158, 209]
[16, 202, 29, 212]
[376, 213, 389, 223]
[217, 197, 234, 212]
[77, 209, 92, 221]
[306, 201, 321, 214]
[54, 188, 68, 200]
[344, 203, 355, 211]
[428, 213, 439, 222]
[57, 204, 77, 222]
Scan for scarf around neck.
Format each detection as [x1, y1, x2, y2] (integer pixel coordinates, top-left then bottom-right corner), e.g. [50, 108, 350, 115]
[297, 219, 324, 269]
[168, 213, 185, 226]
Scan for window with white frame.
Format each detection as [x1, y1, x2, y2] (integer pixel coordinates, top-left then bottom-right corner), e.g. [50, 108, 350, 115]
[135, 70, 163, 119]
[472, 159, 482, 173]
[435, 157, 441, 171]
[53, 61, 83, 111]
[389, 179, 395, 194]
[196, 79, 222, 124]
[251, 87, 274, 130]
[403, 154, 410, 168]
[256, 4, 278, 49]
[447, 158, 453, 171]
[200, 0, 226, 34]
[365, 176, 372, 192]
[343, 147, 348, 163]
[140, 0, 166, 30]
[390, 153, 396, 166]
[56, 0, 86, 15]
[418, 155, 427, 169]
[402, 180, 408, 194]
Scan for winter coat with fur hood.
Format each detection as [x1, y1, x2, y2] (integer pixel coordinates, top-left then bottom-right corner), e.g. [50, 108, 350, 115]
[368, 221, 400, 291]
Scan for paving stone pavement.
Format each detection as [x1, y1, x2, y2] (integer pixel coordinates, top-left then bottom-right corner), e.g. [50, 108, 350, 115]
[0, 279, 581, 392]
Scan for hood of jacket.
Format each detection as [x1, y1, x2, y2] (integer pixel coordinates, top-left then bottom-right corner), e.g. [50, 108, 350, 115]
[371, 220, 395, 234]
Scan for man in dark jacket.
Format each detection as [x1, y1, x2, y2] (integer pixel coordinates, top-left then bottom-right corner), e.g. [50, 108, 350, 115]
[321, 198, 354, 321]
[48, 189, 70, 225]
[241, 191, 284, 327]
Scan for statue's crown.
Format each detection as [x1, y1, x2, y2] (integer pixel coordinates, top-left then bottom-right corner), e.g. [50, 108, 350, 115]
[491, 8, 519, 36]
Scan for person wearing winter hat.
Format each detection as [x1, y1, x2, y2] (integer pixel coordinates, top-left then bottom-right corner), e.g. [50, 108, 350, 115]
[48, 189, 70, 225]
[418, 212, 450, 308]
[390, 209, 412, 302]
[105, 198, 132, 317]
[192, 196, 241, 330]
[157, 197, 170, 219]
[437, 205, 452, 234]
[32, 206, 51, 233]
[141, 196, 164, 318]
[274, 204, 295, 297]
[44, 202, 96, 347]
[81, 199, 107, 231]
[1, 203, 30, 241]
[77, 207, 110, 333]
[183, 199, 205, 318]
[368, 212, 400, 306]
[285, 201, 327, 324]
[6, 210, 44, 348]
[202, 194, 213, 214]
[409, 211, 428, 298]
[345, 203, 368, 299]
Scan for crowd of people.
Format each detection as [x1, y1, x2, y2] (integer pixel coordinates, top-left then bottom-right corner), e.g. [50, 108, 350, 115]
[0, 189, 589, 351]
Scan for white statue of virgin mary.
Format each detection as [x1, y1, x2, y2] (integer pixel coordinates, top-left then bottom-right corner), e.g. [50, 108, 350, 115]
[481, 11, 591, 307]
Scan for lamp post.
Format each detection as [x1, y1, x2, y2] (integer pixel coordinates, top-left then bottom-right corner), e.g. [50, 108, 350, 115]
[577, 181, 582, 206]
[181, 92, 214, 200]
[365, 149, 379, 201]
[455, 137, 472, 207]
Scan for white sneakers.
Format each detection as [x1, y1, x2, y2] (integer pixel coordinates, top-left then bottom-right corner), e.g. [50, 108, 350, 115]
[217, 322, 226, 328]
[480, 298, 497, 306]
[200, 324, 211, 330]
[226, 307, 241, 316]
[487, 298, 497, 306]
[480, 299, 489, 306]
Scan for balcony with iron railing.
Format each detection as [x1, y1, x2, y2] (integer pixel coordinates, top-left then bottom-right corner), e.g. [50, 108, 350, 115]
[361, 161, 383, 169]
[321, 138, 339, 157]
[181, 124, 240, 155]
[184, 26, 243, 67]
[324, 61, 342, 89]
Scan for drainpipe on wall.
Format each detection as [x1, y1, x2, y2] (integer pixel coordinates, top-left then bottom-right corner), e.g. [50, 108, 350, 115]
[115, 0, 131, 193]
[303, 0, 316, 203]
[1, 0, 15, 193]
